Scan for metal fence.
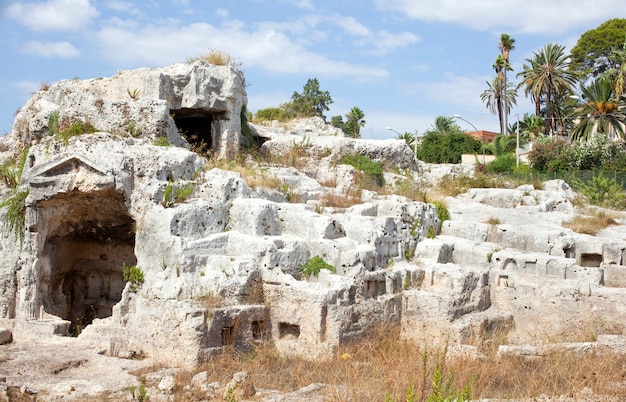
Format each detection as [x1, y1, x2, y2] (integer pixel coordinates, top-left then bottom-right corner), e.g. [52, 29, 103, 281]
[503, 170, 626, 190]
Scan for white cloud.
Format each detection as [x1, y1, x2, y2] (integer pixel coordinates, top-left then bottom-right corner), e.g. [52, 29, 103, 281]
[6, 0, 99, 31]
[22, 41, 80, 58]
[325, 14, 370, 37]
[373, 0, 624, 34]
[360, 30, 420, 55]
[216, 8, 229, 18]
[95, 20, 388, 80]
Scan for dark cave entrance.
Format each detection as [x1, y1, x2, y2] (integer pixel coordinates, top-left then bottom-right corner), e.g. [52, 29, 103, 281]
[172, 108, 225, 153]
[37, 188, 136, 336]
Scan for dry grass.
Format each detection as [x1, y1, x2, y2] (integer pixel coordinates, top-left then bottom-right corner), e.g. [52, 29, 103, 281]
[320, 187, 362, 209]
[563, 208, 621, 235]
[187, 50, 233, 66]
[485, 216, 501, 225]
[164, 324, 626, 401]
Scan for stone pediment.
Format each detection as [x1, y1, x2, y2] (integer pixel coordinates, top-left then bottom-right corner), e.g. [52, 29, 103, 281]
[28, 154, 115, 200]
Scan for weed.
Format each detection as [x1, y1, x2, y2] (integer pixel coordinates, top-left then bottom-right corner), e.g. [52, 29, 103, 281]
[572, 174, 626, 209]
[225, 387, 238, 402]
[127, 88, 141, 100]
[57, 119, 97, 145]
[300, 256, 335, 277]
[123, 263, 144, 292]
[162, 181, 196, 207]
[485, 217, 500, 225]
[0, 189, 28, 244]
[314, 203, 325, 214]
[487, 252, 493, 263]
[432, 201, 450, 223]
[48, 110, 60, 137]
[340, 153, 384, 187]
[153, 136, 170, 147]
[127, 120, 141, 137]
[563, 209, 619, 235]
[427, 226, 436, 239]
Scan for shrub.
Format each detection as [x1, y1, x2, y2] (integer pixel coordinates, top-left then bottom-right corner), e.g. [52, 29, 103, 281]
[300, 256, 335, 277]
[253, 107, 293, 122]
[527, 137, 569, 172]
[340, 153, 384, 187]
[123, 263, 144, 292]
[487, 154, 516, 173]
[417, 132, 481, 164]
[571, 174, 626, 209]
[432, 201, 450, 223]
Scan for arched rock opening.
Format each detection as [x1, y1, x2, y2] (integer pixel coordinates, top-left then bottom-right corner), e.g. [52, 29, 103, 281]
[172, 108, 225, 152]
[36, 188, 135, 335]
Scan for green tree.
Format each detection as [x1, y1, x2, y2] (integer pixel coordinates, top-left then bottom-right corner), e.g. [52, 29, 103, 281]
[498, 34, 516, 136]
[480, 77, 518, 135]
[517, 113, 545, 142]
[570, 18, 626, 81]
[483, 134, 517, 156]
[569, 76, 626, 141]
[517, 43, 578, 136]
[417, 117, 481, 163]
[344, 106, 365, 138]
[289, 78, 333, 119]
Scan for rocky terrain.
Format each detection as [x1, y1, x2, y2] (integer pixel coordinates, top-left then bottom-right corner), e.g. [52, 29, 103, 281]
[0, 61, 624, 400]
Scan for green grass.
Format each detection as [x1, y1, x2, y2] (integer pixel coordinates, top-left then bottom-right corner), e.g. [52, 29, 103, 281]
[340, 153, 384, 187]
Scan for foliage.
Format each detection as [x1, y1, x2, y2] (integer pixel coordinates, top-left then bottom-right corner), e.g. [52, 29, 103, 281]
[571, 173, 626, 209]
[127, 88, 141, 100]
[123, 263, 144, 292]
[487, 154, 517, 173]
[240, 105, 256, 146]
[480, 77, 518, 135]
[432, 201, 450, 224]
[58, 119, 97, 145]
[289, 78, 333, 119]
[300, 255, 335, 277]
[483, 134, 517, 156]
[527, 137, 569, 172]
[0, 147, 29, 189]
[344, 106, 366, 138]
[0, 189, 29, 244]
[570, 18, 626, 81]
[340, 153, 384, 187]
[153, 136, 170, 146]
[162, 181, 196, 207]
[417, 131, 481, 164]
[48, 110, 60, 137]
[254, 106, 293, 122]
[569, 76, 625, 141]
[517, 43, 577, 135]
[186, 50, 239, 68]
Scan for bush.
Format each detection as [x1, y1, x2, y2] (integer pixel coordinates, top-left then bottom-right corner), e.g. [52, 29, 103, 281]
[254, 107, 293, 122]
[487, 154, 516, 173]
[300, 256, 335, 277]
[123, 263, 144, 292]
[433, 201, 450, 223]
[572, 173, 626, 209]
[527, 137, 569, 172]
[340, 153, 384, 187]
[58, 120, 97, 145]
[417, 132, 481, 164]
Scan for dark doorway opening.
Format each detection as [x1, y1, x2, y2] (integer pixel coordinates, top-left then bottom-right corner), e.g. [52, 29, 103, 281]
[172, 108, 224, 154]
[38, 189, 136, 336]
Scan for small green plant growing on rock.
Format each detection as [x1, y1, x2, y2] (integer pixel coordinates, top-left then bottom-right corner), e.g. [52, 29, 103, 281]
[162, 181, 196, 207]
[153, 136, 170, 146]
[123, 263, 144, 292]
[432, 201, 450, 223]
[0, 189, 29, 245]
[427, 226, 436, 239]
[127, 87, 141, 100]
[300, 256, 335, 277]
[48, 110, 60, 137]
[340, 153, 384, 187]
[58, 119, 97, 145]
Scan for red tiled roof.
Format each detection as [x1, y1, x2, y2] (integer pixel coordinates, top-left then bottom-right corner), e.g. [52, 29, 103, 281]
[465, 130, 499, 143]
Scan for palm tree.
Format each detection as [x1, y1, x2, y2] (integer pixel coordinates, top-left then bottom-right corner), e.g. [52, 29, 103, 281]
[427, 116, 461, 135]
[499, 34, 516, 136]
[483, 134, 517, 156]
[569, 77, 626, 141]
[517, 113, 545, 142]
[480, 77, 518, 135]
[397, 131, 415, 147]
[345, 106, 365, 138]
[517, 43, 578, 136]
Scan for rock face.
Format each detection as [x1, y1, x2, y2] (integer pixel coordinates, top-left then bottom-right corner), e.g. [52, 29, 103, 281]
[1, 61, 626, 389]
[9, 60, 247, 158]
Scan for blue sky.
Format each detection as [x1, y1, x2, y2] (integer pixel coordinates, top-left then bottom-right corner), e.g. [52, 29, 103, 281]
[0, 0, 623, 139]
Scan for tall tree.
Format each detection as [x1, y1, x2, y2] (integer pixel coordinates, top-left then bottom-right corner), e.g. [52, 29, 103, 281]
[289, 78, 333, 119]
[569, 76, 626, 141]
[498, 34, 516, 135]
[570, 18, 626, 82]
[417, 116, 481, 163]
[344, 106, 366, 138]
[480, 77, 518, 135]
[517, 43, 578, 136]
